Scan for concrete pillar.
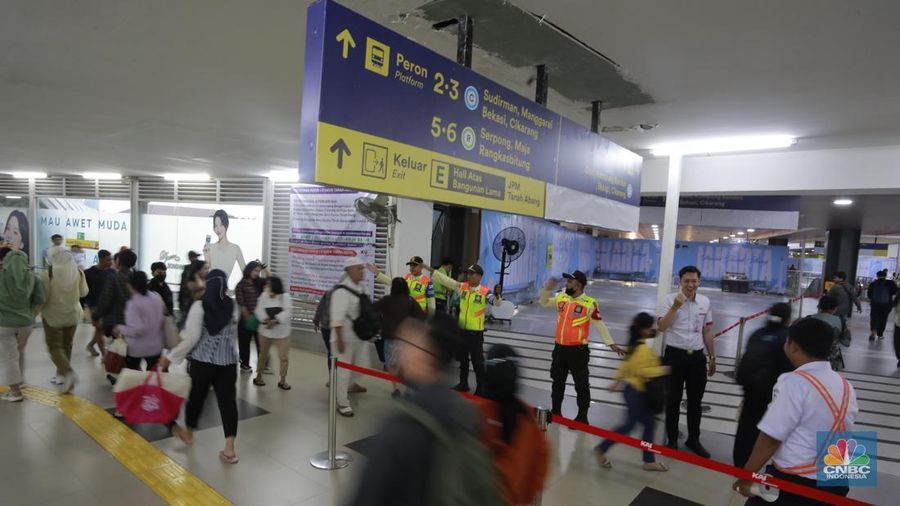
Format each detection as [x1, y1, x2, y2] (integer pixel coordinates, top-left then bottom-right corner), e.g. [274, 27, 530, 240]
[654, 154, 683, 354]
[824, 228, 861, 283]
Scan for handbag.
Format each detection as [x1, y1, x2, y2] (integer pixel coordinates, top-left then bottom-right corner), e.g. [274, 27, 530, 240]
[163, 315, 181, 349]
[244, 314, 260, 332]
[105, 338, 128, 376]
[114, 369, 191, 425]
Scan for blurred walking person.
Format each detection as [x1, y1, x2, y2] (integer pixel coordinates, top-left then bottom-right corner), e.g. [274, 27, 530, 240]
[40, 249, 88, 393]
[252, 276, 293, 390]
[732, 303, 794, 468]
[83, 249, 114, 357]
[474, 344, 550, 505]
[594, 313, 670, 471]
[160, 269, 240, 464]
[867, 269, 897, 341]
[115, 271, 166, 372]
[349, 314, 501, 506]
[0, 249, 45, 402]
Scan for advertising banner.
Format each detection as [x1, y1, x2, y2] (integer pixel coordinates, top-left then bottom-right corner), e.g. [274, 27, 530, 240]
[300, 0, 643, 218]
[37, 198, 131, 267]
[1, 206, 30, 260]
[289, 186, 376, 302]
[140, 202, 264, 289]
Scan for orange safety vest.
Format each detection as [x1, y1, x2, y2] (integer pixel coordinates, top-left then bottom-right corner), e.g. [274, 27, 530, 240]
[775, 371, 851, 478]
[404, 273, 431, 311]
[554, 292, 599, 346]
[459, 283, 490, 331]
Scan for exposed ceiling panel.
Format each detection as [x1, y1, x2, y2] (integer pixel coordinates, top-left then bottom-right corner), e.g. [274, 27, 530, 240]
[416, 0, 654, 108]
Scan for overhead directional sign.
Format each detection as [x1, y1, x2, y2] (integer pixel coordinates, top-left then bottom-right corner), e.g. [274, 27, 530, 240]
[299, 0, 642, 217]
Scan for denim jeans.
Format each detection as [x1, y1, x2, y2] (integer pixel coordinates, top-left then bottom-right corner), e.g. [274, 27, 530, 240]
[597, 384, 657, 463]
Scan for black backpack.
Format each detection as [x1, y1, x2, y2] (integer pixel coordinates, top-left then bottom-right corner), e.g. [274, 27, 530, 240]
[334, 285, 382, 341]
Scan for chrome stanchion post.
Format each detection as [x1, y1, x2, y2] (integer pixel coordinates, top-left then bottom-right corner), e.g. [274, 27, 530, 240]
[532, 407, 550, 506]
[733, 317, 747, 370]
[310, 356, 353, 470]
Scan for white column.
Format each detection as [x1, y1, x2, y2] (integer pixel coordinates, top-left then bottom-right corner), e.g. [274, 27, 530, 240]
[129, 177, 140, 250]
[798, 237, 806, 316]
[654, 154, 683, 354]
[261, 179, 275, 263]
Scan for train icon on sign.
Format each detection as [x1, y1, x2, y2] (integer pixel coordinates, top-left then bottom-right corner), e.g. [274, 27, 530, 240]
[464, 86, 479, 110]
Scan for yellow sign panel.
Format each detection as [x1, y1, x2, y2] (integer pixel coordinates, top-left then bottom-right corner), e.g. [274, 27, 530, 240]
[315, 121, 546, 217]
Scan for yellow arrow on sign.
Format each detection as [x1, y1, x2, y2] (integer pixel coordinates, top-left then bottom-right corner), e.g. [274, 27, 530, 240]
[336, 29, 356, 59]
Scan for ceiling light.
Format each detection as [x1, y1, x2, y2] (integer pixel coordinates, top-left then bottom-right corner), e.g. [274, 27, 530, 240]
[265, 169, 299, 182]
[163, 173, 210, 182]
[729, 234, 736, 238]
[81, 172, 122, 180]
[833, 199, 853, 206]
[747, 228, 755, 232]
[8, 171, 47, 179]
[650, 135, 796, 156]
[737, 231, 745, 235]
[5, 195, 22, 199]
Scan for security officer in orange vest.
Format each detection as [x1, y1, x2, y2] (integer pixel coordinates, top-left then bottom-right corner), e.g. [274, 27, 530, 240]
[540, 271, 625, 423]
[426, 263, 499, 394]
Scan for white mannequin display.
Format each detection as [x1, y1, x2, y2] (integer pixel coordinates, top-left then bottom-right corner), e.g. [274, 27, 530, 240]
[203, 209, 246, 281]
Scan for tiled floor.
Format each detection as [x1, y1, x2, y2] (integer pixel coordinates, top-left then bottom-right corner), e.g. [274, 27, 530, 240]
[2, 289, 898, 506]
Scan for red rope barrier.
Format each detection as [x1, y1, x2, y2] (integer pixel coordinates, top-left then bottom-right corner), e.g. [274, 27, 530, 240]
[335, 360, 870, 505]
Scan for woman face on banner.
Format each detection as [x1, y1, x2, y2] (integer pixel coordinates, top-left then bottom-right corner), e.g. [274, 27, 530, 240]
[212, 209, 229, 241]
[3, 211, 27, 253]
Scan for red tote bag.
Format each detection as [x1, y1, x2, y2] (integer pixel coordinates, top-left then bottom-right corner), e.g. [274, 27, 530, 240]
[113, 369, 188, 424]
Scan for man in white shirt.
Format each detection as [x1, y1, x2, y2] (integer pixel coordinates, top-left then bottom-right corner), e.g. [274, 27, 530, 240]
[329, 256, 371, 417]
[658, 265, 716, 458]
[733, 317, 858, 504]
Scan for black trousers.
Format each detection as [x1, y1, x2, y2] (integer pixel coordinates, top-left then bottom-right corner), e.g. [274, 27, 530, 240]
[733, 392, 770, 468]
[744, 466, 848, 505]
[550, 344, 591, 420]
[663, 346, 708, 443]
[185, 361, 238, 438]
[125, 355, 160, 372]
[458, 330, 485, 390]
[870, 303, 892, 336]
[237, 316, 259, 368]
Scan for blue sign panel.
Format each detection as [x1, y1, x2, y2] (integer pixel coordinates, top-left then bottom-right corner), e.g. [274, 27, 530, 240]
[556, 117, 643, 206]
[299, 0, 642, 211]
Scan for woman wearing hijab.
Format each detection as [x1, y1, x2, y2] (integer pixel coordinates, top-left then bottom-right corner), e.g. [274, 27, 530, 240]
[40, 249, 88, 393]
[472, 344, 550, 505]
[0, 249, 46, 402]
[160, 269, 240, 463]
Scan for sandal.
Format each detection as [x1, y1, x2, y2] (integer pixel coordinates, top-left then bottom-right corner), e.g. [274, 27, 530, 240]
[643, 461, 669, 472]
[253, 378, 266, 387]
[277, 382, 292, 391]
[219, 451, 239, 464]
[171, 425, 194, 445]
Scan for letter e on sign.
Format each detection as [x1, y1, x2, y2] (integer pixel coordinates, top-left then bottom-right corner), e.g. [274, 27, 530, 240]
[430, 160, 449, 189]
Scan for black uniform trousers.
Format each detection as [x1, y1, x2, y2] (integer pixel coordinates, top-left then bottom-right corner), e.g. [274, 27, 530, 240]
[870, 303, 892, 337]
[457, 330, 485, 391]
[550, 344, 591, 421]
[663, 345, 708, 444]
[732, 392, 770, 468]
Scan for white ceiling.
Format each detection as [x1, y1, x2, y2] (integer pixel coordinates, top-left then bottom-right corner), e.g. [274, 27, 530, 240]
[2, 0, 900, 178]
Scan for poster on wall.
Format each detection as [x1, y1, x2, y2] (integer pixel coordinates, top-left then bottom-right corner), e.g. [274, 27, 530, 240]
[289, 186, 376, 302]
[140, 202, 264, 289]
[37, 198, 131, 268]
[1, 205, 30, 260]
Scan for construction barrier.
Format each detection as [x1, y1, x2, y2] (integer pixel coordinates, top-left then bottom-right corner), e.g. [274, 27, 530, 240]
[313, 359, 870, 506]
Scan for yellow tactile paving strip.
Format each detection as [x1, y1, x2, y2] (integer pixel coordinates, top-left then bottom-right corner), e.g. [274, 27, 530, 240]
[1, 384, 231, 505]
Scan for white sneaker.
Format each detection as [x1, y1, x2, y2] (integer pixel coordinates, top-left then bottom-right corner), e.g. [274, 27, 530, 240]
[50, 375, 64, 386]
[337, 405, 354, 417]
[62, 371, 79, 394]
[1, 391, 23, 402]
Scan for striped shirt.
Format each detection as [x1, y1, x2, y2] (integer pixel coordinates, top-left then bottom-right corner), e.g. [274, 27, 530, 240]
[167, 300, 239, 366]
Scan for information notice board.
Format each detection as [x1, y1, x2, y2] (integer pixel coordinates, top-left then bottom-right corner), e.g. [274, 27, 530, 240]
[300, 0, 642, 218]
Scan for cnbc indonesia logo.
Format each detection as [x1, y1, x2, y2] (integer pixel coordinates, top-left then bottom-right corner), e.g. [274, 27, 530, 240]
[820, 437, 874, 484]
